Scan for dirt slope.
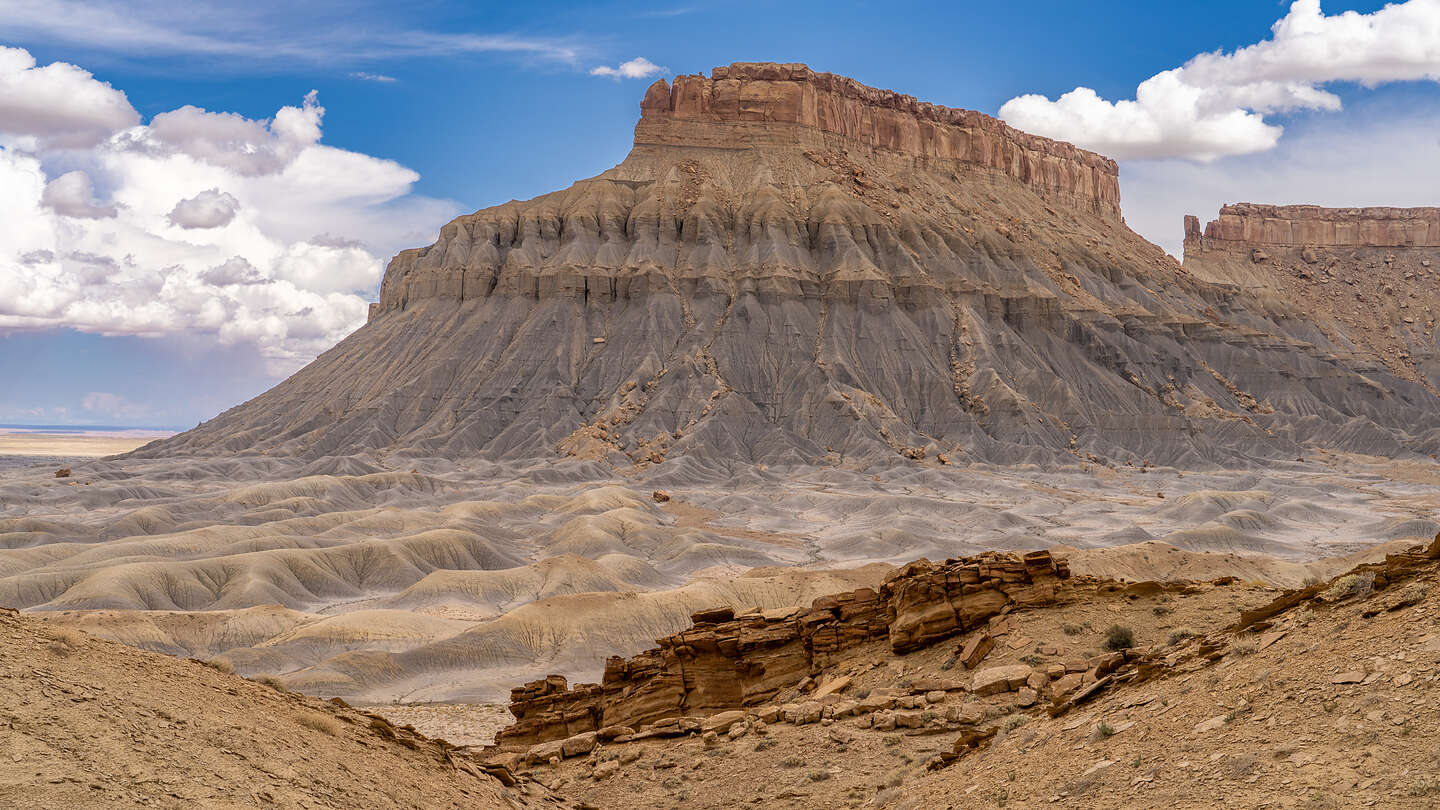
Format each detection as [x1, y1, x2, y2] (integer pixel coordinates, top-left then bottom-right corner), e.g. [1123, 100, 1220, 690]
[0, 608, 570, 810]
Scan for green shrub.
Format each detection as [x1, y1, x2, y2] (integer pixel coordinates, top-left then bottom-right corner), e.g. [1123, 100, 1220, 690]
[1103, 625, 1135, 651]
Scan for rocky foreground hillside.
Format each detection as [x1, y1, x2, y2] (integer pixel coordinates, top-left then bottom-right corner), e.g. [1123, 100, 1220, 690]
[138, 63, 1440, 468]
[0, 607, 575, 810]
[483, 541, 1440, 809]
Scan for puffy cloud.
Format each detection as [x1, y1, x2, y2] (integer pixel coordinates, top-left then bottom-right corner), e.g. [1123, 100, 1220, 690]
[168, 188, 240, 229]
[0, 45, 138, 148]
[590, 57, 665, 80]
[41, 170, 118, 219]
[137, 90, 323, 176]
[0, 46, 460, 373]
[1000, 0, 1440, 161]
[199, 257, 266, 286]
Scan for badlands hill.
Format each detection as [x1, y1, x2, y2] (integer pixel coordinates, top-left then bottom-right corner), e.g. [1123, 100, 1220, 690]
[138, 63, 1440, 468]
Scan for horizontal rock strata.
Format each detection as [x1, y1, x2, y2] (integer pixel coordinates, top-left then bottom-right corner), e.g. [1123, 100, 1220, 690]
[635, 62, 1120, 217]
[495, 550, 1069, 750]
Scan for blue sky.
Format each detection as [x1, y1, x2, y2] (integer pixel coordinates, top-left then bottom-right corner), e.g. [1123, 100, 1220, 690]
[1, 0, 1438, 427]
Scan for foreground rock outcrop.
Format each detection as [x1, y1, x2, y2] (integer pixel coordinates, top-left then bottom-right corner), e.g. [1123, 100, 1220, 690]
[490, 537, 1440, 808]
[136, 63, 1440, 467]
[496, 550, 1069, 749]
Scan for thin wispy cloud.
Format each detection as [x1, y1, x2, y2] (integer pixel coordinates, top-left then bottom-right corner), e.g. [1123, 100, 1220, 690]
[590, 57, 666, 79]
[1000, 0, 1440, 161]
[0, 0, 587, 69]
[350, 72, 398, 83]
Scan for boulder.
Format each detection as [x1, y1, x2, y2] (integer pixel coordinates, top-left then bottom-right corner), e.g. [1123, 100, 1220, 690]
[560, 731, 597, 758]
[701, 710, 747, 735]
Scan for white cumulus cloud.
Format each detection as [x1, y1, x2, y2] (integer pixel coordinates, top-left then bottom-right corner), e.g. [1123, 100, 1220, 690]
[0, 46, 460, 374]
[1000, 0, 1440, 161]
[41, 170, 118, 219]
[168, 188, 240, 229]
[590, 57, 665, 80]
[0, 44, 138, 148]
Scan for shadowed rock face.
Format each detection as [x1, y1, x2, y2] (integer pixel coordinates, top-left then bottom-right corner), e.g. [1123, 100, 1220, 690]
[141, 63, 1440, 467]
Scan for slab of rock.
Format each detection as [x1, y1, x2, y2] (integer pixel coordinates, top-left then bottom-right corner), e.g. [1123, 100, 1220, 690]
[960, 633, 995, 670]
[812, 675, 851, 699]
[701, 711, 748, 734]
[1330, 671, 1366, 684]
[971, 665, 1033, 696]
[560, 731, 597, 758]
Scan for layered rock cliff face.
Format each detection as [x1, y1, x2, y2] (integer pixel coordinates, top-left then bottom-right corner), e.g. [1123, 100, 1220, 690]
[141, 64, 1440, 466]
[495, 550, 1069, 749]
[1185, 204, 1440, 386]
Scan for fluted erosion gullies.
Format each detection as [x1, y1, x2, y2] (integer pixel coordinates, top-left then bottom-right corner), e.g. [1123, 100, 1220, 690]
[1184, 204, 1440, 387]
[495, 550, 1068, 749]
[139, 65, 1440, 466]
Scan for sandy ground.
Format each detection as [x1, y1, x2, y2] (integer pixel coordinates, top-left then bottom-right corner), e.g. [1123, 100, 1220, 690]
[0, 429, 170, 458]
[4, 449, 1439, 717]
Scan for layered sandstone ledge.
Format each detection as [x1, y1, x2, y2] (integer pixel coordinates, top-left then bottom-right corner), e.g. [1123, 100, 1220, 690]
[637, 62, 1120, 217]
[1186, 203, 1440, 250]
[495, 550, 1069, 751]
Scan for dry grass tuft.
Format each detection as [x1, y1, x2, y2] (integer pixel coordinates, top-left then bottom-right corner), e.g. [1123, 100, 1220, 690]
[201, 658, 234, 675]
[47, 627, 85, 656]
[252, 675, 288, 693]
[297, 713, 343, 736]
[1324, 572, 1375, 601]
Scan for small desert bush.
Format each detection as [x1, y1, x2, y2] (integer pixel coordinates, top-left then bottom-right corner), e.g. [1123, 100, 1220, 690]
[252, 675, 288, 692]
[1103, 624, 1135, 651]
[1000, 714, 1027, 732]
[1408, 779, 1440, 797]
[47, 627, 85, 656]
[297, 713, 342, 736]
[1096, 721, 1115, 738]
[201, 658, 234, 675]
[808, 770, 832, 782]
[1231, 637, 1259, 656]
[753, 738, 777, 752]
[1152, 605, 1172, 617]
[1061, 623, 1083, 636]
[882, 734, 902, 747]
[1166, 628, 1196, 646]
[1324, 572, 1375, 601]
[1400, 582, 1430, 603]
[780, 756, 805, 768]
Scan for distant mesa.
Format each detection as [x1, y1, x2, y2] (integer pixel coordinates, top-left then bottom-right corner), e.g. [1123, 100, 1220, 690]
[136, 63, 1440, 467]
[1183, 204, 1440, 384]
